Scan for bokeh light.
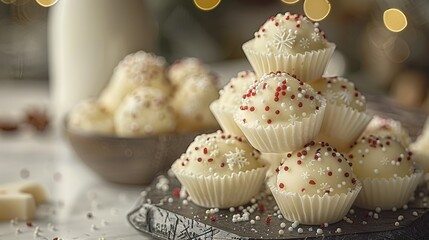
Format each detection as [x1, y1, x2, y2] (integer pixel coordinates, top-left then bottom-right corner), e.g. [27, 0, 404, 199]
[35, 0, 58, 7]
[303, 0, 331, 21]
[383, 8, 407, 33]
[193, 0, 221, 11]
[281, 0, 300, 4]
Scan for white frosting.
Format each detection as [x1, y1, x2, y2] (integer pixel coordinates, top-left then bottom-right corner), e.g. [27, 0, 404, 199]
[114, 87, 176, 137]
[237, 72, 323, 127]
[99, 51, 171, 112]
[310, 76, 366, 112]
[362, 115, 411, 147]
[174, 131, 264, 176]
[276, 141, 357, 196]
[168, 58, 209, 86]
[218, 71, 258, 109]
[348, 135, 415, 179]
[253, 12, 328, 55]
[68, 99, 114, 135]
[171, 73, 219, 132]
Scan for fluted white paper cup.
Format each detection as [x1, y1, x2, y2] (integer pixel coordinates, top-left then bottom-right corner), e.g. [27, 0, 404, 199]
[354, 169, 423, 210]
[316, 104, 372, 152]
[171, 163, 267, 208]
[267, 176, 361, 225]
[242, 40, 335, 82]
[209, 101, 244, 137]
[234, 101, 326, 153]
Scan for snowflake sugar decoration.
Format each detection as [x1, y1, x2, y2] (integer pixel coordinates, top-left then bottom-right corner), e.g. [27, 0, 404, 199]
[381, 157, 389, 166]
[224, 147, 250, 171]
[311, 32, 320, 42]
[271, 30, 296, 51]
[301, 171, 310, 179]
[305, 160, 315, 167]
[288, 114, 299, 125]
[299, 38, 310, 49]
[337, 90, 353, 105]
[319, 182, 330, 191]
[317, 167, 326, 175]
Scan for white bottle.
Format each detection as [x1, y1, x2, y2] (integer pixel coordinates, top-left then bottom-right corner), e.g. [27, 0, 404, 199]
[49, 0, 156, 125]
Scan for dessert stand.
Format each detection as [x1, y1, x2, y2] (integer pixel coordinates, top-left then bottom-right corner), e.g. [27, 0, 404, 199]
[127, 95, 429, 239]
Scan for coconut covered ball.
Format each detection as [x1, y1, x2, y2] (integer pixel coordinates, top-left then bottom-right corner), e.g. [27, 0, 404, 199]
[68, 99, 114, 135]
[362, 115, 411, 147]
[174, 131, 264, 176]
[168, 58, 210, 86]
[114, 87, 176, 137]
[348, 135, 415, 179]
[252, 12, 329, 55]
[171, 73, 219, 132]
[311, 76, 366, 111]
[275, 141, 358, 196]
[99, 51, 171, 112]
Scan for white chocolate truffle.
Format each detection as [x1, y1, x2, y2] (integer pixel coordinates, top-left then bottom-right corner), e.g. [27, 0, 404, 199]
[362, 115, 411, 147]
[276, 141, 358, 196]
[99, 51, 171, 112]
[310, 76, 366, 112]
[168, 58, 210, 86]
[348, 135, 415, 179]
[68, 99, 114, 135]
[218, 71, 258, 108]
[114, 87, 176, 137]
[171, 73, 219, 132]
[238, 72, 323, 127]
[253, 12, 328, 55]
[174, 131, 264, 176]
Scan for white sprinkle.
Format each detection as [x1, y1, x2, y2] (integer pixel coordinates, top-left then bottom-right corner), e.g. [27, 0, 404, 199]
[250, 198, 256, 204]
[398, 215, 404, 221]
[255, 216, 261, 221]
[374, 169, 379, 174]
[308, 227, 313, 231]
[280, 222, 286, 228]
[392, 207, 397, 212]
[362, 221, 367, 225]
[250, 220, 255, 224]
[349, 209, 355, 214]
[368, 211, 373, 217]
[277, 214, 283, 219]
[336, 228, 342, 233]
[168, 198, 173, 203]
[338, 168, 342, 172]
[395, 221, 400, 226]
[229, 207, 235, 212]
[375, 207, 381, 213]
[279, 229, 285, 235]
[403, 204, 408, 210]
[373, 213, 379, 219]
[182, 200, 188, 205]
[292, 221, 299, 228]
[316, 228, 323, 235]
[413, 211, 418, 216]
[298, 228, 303, 233]
[288, 227, 294, 232]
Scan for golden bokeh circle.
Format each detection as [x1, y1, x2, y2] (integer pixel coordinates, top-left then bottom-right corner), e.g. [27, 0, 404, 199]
[35, 0, 58, 7]
[383, 8, 407, 33]
[193, 0, 221, 11]
[303, 0, 331, 21]
[1, 0, 16, 4]
[281, 0, 300, 4]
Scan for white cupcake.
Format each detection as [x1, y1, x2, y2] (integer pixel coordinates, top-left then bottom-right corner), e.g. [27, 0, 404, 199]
[114, 87, 176, 137]
[268, 141, 361, 225]
[234, 72, 326, 153]
[348, 135, 423, 210]
[210, 71, 258, 136]
[242, 12, 335, 82]
[311, 76, 372, 152]
[171, 131, 267, 208]
[168, 58, 210, 87]
[68, 98, 114, 135]
[408, 117, 429, 180]
[99, 51, 171, 112]
[362, 115, 411, 147]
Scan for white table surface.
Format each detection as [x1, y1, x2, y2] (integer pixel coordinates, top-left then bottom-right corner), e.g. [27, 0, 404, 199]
[0, 60, 251, 240]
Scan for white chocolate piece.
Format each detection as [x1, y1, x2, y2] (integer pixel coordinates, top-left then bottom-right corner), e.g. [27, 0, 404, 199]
[0, 181, 47, 220]
[310, 76, 366, 112]
[99, 51, 171, 112]
[68, 98, 114, 135]
[276, 141, 357, 196]
[174, 131, 264, 176]
[168, 58, 209, 86]
[253, 12, 328, 55]
[362, 115, 411, 147]
[348, 135, 415, 179]
[114, 87, 176, 137]
[171, 73, 219, 132]
[218, 71, 258, 109]
[237, 72, 323, 127]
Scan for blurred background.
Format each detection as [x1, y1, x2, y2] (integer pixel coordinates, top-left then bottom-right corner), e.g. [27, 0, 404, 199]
[1, 0, 429, 111]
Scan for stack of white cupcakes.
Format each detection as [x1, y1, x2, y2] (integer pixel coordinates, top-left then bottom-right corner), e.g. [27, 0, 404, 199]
[171, 12, 423, 225]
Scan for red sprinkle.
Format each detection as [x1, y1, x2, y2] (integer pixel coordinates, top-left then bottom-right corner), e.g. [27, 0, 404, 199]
[284, 166, 289, 171]
[259, 204, 265, 212]
[208, 158, 213, 162]
[203, 148, 208, 154]
[267, 119, 272, 124]
[172, 187, 181, 198]
[309, 180, 316, 185]
[297, 160, 302, 165]
[265, 106, 270, 111]
[265, 216, 272, 224]
[210, 215, 217, 221]
[250, 107, 255, 112]
[275, 110, 280, 115]
[279, 183, 284, 188]
[328, 171, 332, 176]
[26, 222, 33, 227]
[298, 102, 303, 108]
[344, 172, 350, 177]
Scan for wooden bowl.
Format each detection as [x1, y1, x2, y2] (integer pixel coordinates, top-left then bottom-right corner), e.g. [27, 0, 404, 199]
[63, 119, 212, 185]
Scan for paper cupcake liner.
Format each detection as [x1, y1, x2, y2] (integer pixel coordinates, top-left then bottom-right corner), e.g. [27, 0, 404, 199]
[267, 176, 361, 225]
[171, 164, 267, 208]
[234, 100, 326, 153]
[316, 104, 372, 152]
[209, 101, 244, 137]
[354, 169, 424, 210]
[260, 153, 286, 179]
[242, 40, 336, 82]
